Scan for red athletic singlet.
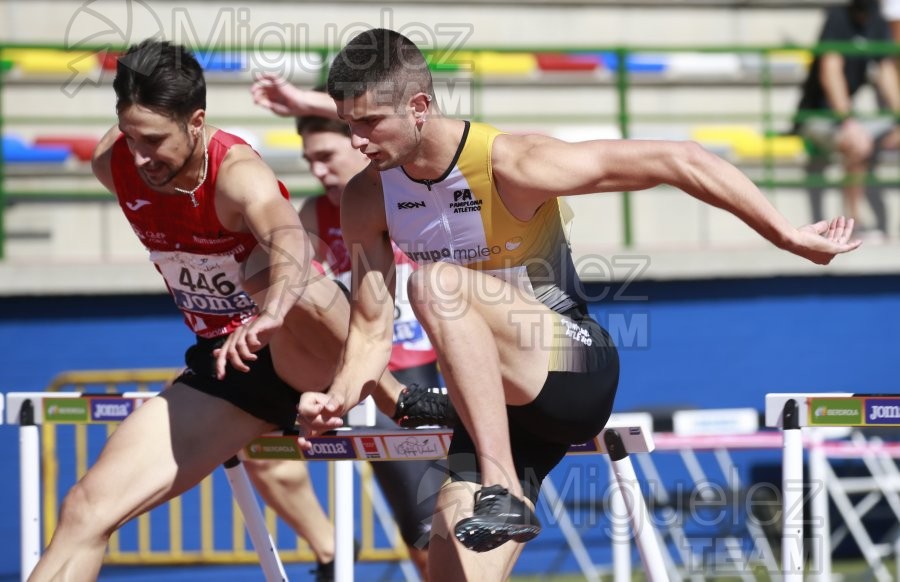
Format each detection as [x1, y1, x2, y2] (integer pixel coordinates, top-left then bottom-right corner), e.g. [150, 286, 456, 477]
[314, 195, 352, 274]
[111, 130, 290, 339]
[311, 197, 437, 371]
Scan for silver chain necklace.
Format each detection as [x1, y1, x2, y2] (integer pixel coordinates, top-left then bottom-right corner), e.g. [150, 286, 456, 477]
[173, 129, 208, 207]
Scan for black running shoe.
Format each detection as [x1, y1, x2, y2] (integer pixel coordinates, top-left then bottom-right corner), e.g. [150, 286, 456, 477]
[312, 560, 335, 582]
[311, 540, 361, 582]
[393, 384, 458, 428]
[454, 485, 541, 552]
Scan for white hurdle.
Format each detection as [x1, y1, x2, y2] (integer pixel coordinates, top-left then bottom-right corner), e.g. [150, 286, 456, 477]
[9, 390, 669, 582]
[6, 392, 287, 582]
[765, 392, 900, 582]
[627, 409, 785, 579]
[7, 391, 85, 582]
[244, 420, 668, 582]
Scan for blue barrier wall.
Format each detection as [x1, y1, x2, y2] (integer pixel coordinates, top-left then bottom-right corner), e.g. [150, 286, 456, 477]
[1, 273, 898, 578]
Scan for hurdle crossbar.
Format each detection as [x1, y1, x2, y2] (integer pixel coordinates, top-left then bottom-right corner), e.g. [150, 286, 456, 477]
[9, 392, 667, 582]
[765, 392, 900, 582]
[244, 422, 663, 582]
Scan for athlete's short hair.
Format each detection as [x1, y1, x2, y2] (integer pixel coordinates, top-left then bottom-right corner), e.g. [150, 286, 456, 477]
[326, 28, 433, 108]
[296, 115, 351, 138]
[113, 39, 206, 124]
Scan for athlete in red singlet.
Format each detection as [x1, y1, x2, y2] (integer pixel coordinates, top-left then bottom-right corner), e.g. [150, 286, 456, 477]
[27, 39, 439, 582]
[112, 129, 290, 337]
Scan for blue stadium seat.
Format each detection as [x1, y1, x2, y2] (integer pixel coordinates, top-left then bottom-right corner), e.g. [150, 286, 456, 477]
[195, 52, 246, 72]
[598, 52, 668, 74]
[3, 135, 71, 163]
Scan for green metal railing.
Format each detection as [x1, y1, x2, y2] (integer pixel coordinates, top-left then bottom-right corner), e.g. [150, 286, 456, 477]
[2, 41, 899, 258]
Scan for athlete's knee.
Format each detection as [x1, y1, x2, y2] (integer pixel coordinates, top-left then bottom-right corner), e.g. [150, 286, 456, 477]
[408, 263, 468, 320]
[270, 460, 312, 489]
[57, 481, 115, 540]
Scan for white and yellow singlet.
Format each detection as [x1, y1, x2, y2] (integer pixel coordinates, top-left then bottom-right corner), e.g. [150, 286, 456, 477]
[381, 121, 583, 316]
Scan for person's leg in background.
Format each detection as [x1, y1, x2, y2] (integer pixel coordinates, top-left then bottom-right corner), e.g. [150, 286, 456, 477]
[835, 118, 877, 230]
[806, 153, 830, 224]
[367, 362, 447, 579]
[799, 120, 835, 225]
[243, 459, 339, 579]
[864, 130, 891, 238]
[28, 386, 274, 582]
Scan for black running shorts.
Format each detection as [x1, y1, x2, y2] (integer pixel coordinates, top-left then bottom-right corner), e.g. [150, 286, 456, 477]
[447, 307, 620, 504]
[175, 335, 301, 429]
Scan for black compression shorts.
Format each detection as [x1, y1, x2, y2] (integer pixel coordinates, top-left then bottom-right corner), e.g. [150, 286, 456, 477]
[175, 335, 301, 429]
[446, 307, 620, 504]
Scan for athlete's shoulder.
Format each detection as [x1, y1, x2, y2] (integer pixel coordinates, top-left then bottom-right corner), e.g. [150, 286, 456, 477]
[92, 126, 126, 194]
[209, 128, 250, 148]
[342, 167, 386, 234]
[345, 165, 383, 197]
[467, 120, 503, 135]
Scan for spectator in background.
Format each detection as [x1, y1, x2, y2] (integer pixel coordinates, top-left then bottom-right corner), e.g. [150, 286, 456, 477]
[794, 0, 900, 240]
[883, 0, 900, 114]
[884, 0, 900, 45]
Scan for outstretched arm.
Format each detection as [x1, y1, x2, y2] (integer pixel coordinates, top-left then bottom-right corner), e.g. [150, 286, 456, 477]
[250, 72, 340, 119]
[492, 133, 861, 265]
[297, 168, 396, 446]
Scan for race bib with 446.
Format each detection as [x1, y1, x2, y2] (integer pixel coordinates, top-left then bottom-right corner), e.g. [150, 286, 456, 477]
[151, 249, 257, 335]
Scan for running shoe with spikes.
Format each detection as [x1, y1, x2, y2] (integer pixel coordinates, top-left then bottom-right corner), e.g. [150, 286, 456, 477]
[393, 384, 458, 428]
[453, 485, 541, 552]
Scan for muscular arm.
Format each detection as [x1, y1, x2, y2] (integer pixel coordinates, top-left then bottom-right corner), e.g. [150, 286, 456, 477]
[217, 148, 315, 328]
[328, 167, 396, 411]
[492, 133, 860, 264]
[211, 147, 319, 377]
